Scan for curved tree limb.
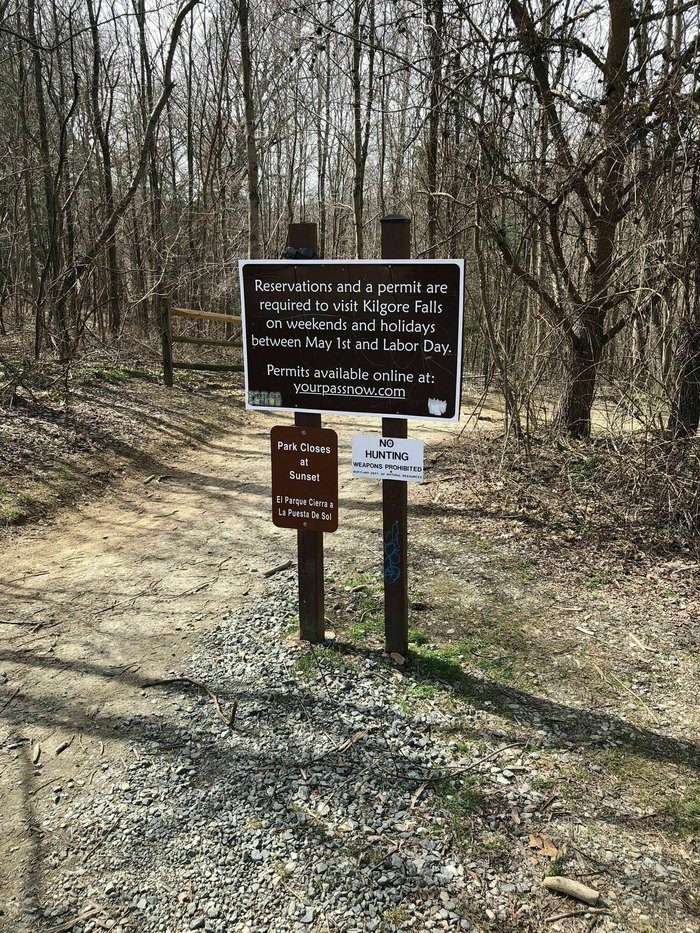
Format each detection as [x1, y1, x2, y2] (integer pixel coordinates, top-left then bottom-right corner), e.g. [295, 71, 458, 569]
[51, 0, 200, 311]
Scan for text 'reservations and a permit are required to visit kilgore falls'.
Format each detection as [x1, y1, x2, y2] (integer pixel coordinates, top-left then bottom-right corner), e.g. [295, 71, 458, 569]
[239, 259, 465, 421]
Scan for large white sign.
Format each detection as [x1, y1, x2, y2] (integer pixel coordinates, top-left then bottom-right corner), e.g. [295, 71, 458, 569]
[351, 435, 424, 482]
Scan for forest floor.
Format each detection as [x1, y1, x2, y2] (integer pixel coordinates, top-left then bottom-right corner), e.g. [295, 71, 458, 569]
[0, 351, 698, 933]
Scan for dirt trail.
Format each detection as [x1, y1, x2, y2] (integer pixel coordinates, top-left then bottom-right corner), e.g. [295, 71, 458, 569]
[0, 403, 480, 929]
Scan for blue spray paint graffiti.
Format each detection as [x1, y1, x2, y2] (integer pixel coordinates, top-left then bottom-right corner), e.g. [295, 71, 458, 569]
[384, 521, 401, 584]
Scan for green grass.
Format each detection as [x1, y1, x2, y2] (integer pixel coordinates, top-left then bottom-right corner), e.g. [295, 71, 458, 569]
[0, 504, 25, 525]
[436, 773, 485, 843]
[410, 635, 518, 686]
[661, 787, 700, 835]
[294, 645, 356, 678]
[407, 625, 430, 646]
[347, 610, 383, 643]
[590, 749, 700, 836]
[476, 829, 511, 856]
[584, 568, 624, 589]
[564, 453, 604, 484]
[548, 846, 574, 877]
[0, 490, 45, 525]
[382, 907, 412, 924]
[401, 680, 440, 705]
[77, 365, 159, 387]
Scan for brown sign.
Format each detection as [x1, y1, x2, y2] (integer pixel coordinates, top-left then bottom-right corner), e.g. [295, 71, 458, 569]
[271, 426, 338, 532]
[240, 260, 464, 421]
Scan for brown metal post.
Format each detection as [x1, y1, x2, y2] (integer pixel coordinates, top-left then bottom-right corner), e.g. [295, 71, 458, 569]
[381, 214, 410, 656]
[287, 222, 325, 643]
[160, 296, 173, 387]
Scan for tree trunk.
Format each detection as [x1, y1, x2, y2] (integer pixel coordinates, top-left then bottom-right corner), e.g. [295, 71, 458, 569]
[351, 0, 374, 259]
[554, 321, 604, 439]
[667, 324, 700, 438]
[667, 184, 700, 438]
[425, 0, 443, 258]
[88, 0, 121, 337]
[28, 0, 70, 359]
[239, 0, 261, 259]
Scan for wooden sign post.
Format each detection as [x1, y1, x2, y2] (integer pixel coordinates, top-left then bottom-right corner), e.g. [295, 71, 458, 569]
[288, 223, 325, 644]
[239, 218, 464, 654]
[380, 215, 410, 656]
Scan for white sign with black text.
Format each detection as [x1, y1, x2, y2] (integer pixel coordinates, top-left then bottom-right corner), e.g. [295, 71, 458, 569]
[351, 435, 424, 482]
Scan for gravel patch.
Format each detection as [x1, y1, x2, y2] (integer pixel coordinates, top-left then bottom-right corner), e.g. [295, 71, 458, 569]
[28, 571, 698, 933]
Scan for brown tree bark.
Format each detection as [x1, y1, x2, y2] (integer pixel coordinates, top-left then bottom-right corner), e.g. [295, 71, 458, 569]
[239, 0, 261, 259]
[507, 0, 632, 438]
[667, 183, 700, 437]
[424, 0, 443, 258]
[88, 0, 121, 337]
[351, 0, 375, 258]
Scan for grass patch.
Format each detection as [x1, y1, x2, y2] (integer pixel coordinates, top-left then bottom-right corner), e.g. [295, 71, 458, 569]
[382, 907, 412, 924]
[0, 504, 26, 525]
[476, 830, 511, 857]
[584, 568, 625, 590]
[0, 490, 46, 525]
[294, 645, 356, 678]
[347, 610, 383, 643]
[401, 680, 440, 704]
[410, 634, 519, 687]
[77, 365, 160, 387]
[592, 750, 700, 835]
[0, 464, 88, 526]
[436, 773, 486, 844]
[407, 625, 430, 646]
[660, 786, 700, 835]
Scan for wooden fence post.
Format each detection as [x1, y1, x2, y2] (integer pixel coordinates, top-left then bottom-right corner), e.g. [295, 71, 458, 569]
[381, 214, 410, 656]
[287, 222, 325, 644]
[160, 296, 173, 387]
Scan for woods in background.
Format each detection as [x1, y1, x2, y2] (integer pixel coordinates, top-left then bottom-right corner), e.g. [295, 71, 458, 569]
[0, 0, 698, 437]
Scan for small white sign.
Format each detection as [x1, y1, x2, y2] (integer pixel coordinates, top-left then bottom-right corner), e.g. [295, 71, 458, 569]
[351, 435, 424, 482]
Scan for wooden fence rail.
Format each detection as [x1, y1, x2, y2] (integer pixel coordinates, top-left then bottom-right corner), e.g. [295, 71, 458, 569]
[160, 297, 243, 386]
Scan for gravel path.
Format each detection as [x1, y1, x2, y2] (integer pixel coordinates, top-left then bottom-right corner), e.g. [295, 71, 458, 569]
[34, 572, 481, 932]
[25, 568, 696, 933]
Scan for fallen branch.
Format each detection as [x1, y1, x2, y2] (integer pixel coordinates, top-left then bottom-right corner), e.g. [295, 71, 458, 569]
[0, 686, 21, 712]
[55, 735, 75, 756]
[145, 675, 237, 727]
[590, 661, 658, 721]
[167, 581, 212, 598]
[542, 876, 600, 906]
[337, 727, 371, 754]
[473, 742, 522, 767]
[546, 907, 611, 923]
[48, 904, 103, 932]
[262, 559, 294, 578]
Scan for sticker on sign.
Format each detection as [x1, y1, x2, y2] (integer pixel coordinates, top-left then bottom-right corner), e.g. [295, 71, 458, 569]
[351, 435, 424, 482]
